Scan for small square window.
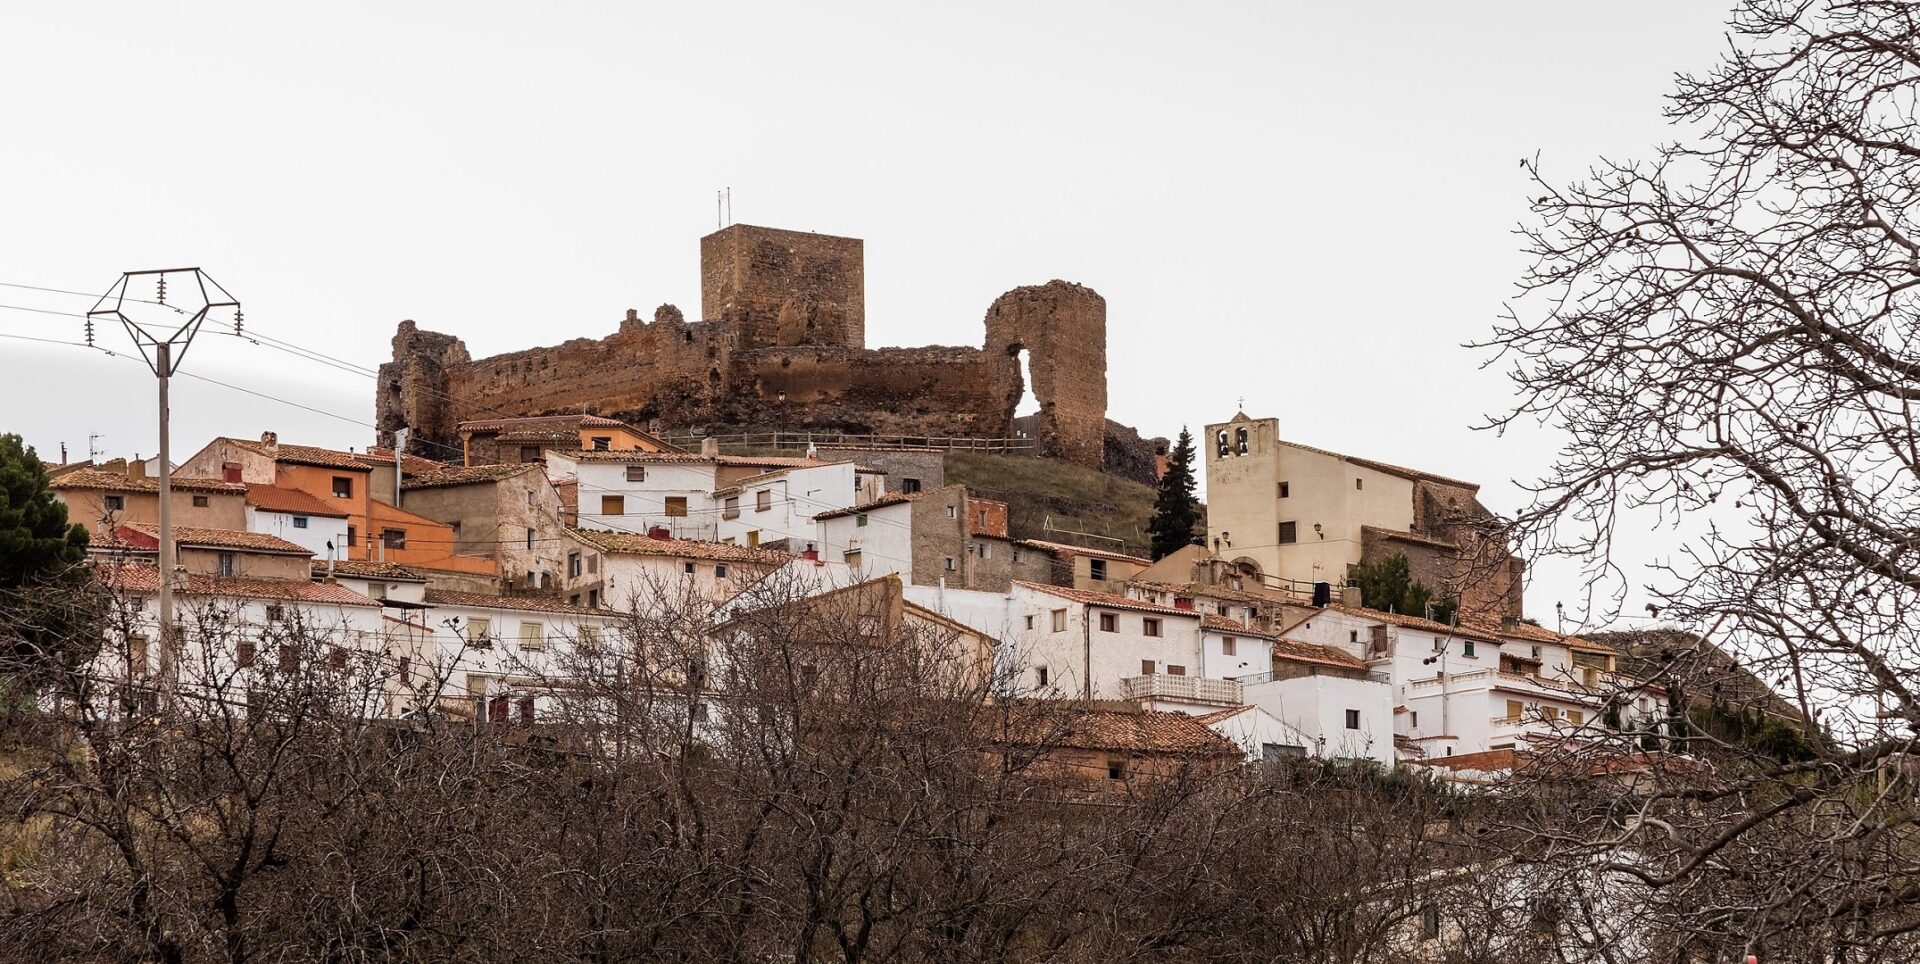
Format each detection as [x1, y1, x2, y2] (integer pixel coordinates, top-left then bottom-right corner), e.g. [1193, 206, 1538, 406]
[216, 552, 236, 577]
[1345, 709, 1361, 729]
[945, 505, 957, 519]
[1089, 559, 1108, 581]
[104, 494, 125, 511]
[843, 549, 862, 568]
[856, 513, 868, 527]
[1167, 664, 1186, 676]
[625, 465, 646, 482]
[944, 557, 956, 572]
[1463, 640, 1476, 658]
[1221, 636, 1236, 656]
[601, 495, 625, 515]
[1050, 609, 1067, 632]
[1278, 481, 1290, 498]
[1278, 521, 1297, 544]
[382, 528, 406, 549]
[1141, 659, 1155, 674]
[1024, 614, 1035, 630]
[1107, 759, 1126, 781]
[292, 515, 309, 529]
[591, 436, 612, 451]
[331, 476, 354, 499]
[1355, 477, 1364, 491]
[902, 478, 921, 494]
[1099, 613, 1118, 633]
[755, 490, 772, 512]
[715, 565, 729, 579]
[665, 496, 688, 517]
[1035, 666, 1049, 687]
[1142, 618, 1161, 637]
[192, 495, 209, 508]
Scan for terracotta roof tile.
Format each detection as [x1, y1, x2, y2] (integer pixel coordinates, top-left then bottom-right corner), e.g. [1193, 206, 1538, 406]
[1015, 582, 1198, 617]
[1269, 637, 1368, 670]
[1000, 706, 1240, 757]
[1015, 539, 1152, 566]
[244, 484, 348, 517]
[422, 588, 615, 617]
[310, 559, 427, 582]
[51, 470, 246, 495]
[400, 463, 542, 491]
[114, 524, 312, 555]
[567, 528, 792, 565]
[1475, 618, 1617, 654]
[220, 438, 373, 471]
[95, 562, 380, 608]
[814, 492, 918, 521]
[1202, 613, 1278, 639]
[1323, 605, 1503, 643]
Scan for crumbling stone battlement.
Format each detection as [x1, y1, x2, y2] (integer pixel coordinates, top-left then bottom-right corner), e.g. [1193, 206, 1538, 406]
[377, 225, 1128, 474]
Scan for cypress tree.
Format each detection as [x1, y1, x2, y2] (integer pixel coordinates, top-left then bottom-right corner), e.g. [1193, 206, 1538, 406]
[1147, 427, 1203, 560]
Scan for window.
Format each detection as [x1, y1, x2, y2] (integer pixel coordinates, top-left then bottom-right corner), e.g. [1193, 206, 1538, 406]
[723, 496, 740, 519]
[977, 542, 992, 559]
[683, 561, 696, 574]
[587, 554, 598, 573]
[1531, 644, 1542, 659]
[1089, 558, 1108, 581]
[217, 552, 235, 577]
[1410, 710, 1418, 727]
[601, 495, 625, 515]
[1142, 618, 1162, 637]
[382, 528, 406, 549]
[568, 552, 582, 578]
[329, 648, 349, 671]
[1050, 609, 1067, 632]
[1024, 614, 1035, 630]
[1433, 637, 1446, 653]
[1216, 431, 1229, 458]
[192, 494, 209, 508]
[520, 621, 544, 651]
[468, 617, 492, 646]
[855, 513, 868, 527]
[1505, 699, 1524, 721]
[1166, 664, 1186, 676]
[526, 528, 535, 550]
[1099, 613, 1118, 633]
[235, 640, 256, 668]
[1235, 427, 1248, 455]
[1421, 906, 1440, 940]
[945, 505, 957, 519]
[1349, 629, 1359, 644]
[1035, 666, 1049, 687]
[1012, 549, 1023, 562]
[127, 635, 149, 677]
[591, 436, 611, 450]
[714, 565, 729, 579]
[104, 494, 125, 511]
[1278, 481, 1290, 498]
[843, 549, 862, 568]
[1345, 709, 1361, 729]
[1355, 477, 1364, 491]
[517, 696, 536, 725]
[1568, 710, 1584, 726]
[977, 509, 988, 527]
[588, 588, 600, 606]
[279, 646, 301, 673]
[747, 530, 761, 548]
[369, 582, 387, 600]
[1107, 759, 1127, 781]
[754, 490, 771, 512]
[944, 557, 956, 572]
[665, 497, 688, 517]
[1216, 602, 1228, 615]
[1278, 521, 1297, 544]
[332, 476, 353, 498]
[1221, 636, 1236, 656]
[265, 604, 286, 623]
[902, 478, 921, 494]
[292, 515, 309, 529]
[221, 461, 242, 483]
[1542, 706, 1560, 720]
[625, 465, 646, 482]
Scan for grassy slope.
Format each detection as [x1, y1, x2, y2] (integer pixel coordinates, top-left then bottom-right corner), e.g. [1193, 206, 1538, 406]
[943, 453, 1165, 557]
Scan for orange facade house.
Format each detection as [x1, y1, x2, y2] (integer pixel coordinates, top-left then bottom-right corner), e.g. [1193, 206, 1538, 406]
[456, 415, 677, 467]
[50, 468, 248, 538]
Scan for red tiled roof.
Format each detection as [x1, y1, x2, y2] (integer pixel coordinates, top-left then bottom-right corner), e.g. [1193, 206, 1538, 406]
[814, 492, 917, 521]
[114, 524, 312, 555]
[245, 484, 348, 517]
[1201, 613, 1278, 639]
[51, 469, 245, 495]
[362, 446, 451, 476]
[400, 463, 543, 491]
[95, 562, 379, 608]
[1321, 605, 1503, 643]
[1269, 637, 1368, 670]
[310, 559, 426, 582]
[1015, 582, 1199, 618]
[1000, 706, 1240, 757]
[1475, 618, 1617, 654]
[220, 438, 372, 472]
[1015, 539, 1152, 566]
[567, 528, 792, 566]
[1360, 525, 1457, 552]
[422, 588, 615, 617]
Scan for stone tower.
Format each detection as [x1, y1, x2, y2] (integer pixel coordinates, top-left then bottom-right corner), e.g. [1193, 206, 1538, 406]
[700, 224, 865, 350]
[984, 280, 1108, 469]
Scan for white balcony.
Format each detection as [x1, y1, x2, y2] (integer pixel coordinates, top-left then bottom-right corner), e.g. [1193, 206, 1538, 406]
[1119, 673, 1243, 706]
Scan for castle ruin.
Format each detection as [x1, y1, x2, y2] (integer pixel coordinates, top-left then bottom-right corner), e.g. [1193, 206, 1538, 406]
[379, 224, 1153, 476]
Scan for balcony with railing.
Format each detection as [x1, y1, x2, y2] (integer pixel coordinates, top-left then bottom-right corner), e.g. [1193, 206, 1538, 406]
[1119, 673, 1243, 706]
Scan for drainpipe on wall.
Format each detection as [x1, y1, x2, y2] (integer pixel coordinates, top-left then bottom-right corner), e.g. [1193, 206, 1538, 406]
[1083, 607, 1093, 700]
[394, 428, 408, 508]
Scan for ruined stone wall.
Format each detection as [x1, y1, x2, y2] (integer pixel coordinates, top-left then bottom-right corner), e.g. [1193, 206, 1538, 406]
[984, 281, 1107, 469]
[702, 224, 864, 350]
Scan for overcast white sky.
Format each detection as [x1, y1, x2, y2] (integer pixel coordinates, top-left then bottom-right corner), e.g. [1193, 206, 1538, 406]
[0, 2, 1736, 628]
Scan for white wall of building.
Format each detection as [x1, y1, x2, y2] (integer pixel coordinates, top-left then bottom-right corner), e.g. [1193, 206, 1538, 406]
[1202, 627, 1272, 680]
[1008, 586, 1205, 700]
[718, 462, 858, 550]
[571, 461, 720, 540]
[1244, 673, 1395, 765]
[246, 507, 347, 559]
[817, 501, 915, 578]
[1205, 705, 1318, 761]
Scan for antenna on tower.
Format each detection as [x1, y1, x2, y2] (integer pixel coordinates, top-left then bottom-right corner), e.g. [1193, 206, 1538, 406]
[725, 187, 732, 226]
[88, 433, 104, 462]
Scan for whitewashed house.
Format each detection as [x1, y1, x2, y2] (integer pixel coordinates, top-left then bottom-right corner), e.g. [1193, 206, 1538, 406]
[245, 484, 352, 559]
[1008, 582, 1234, 712]
[714, 460, 860, 550]
[382, 589, 625, 724]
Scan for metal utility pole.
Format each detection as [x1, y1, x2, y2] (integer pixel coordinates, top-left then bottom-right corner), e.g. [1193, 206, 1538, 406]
[87, 269, 240, 687]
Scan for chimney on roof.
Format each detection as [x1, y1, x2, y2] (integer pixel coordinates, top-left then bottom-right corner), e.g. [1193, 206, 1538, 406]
[126, 457, 145, 480]
[260, 431, 279, 456]
[647, 526, 671, 541]
[1500, 615, 1521, 631]
[800, 548, 819, 562]
[700, 437, 719, 458]
[1339, 585, 1363, 609]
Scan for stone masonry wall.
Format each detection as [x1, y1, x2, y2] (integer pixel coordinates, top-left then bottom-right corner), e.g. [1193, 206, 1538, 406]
[984, 281, 1108, 469]
[701, 224, 864, 350]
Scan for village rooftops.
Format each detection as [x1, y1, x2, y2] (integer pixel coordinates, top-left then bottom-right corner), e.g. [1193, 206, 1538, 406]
[399, 463, 544, 491]
[567, 528, 793, 566]
[421, 588, 616, 617]
[113, 523, 313, 556]
[50, 469, 245, 495]
[998, 705, 1241, 758]
[310, 559, 427, 583]
[1015, 539, 1152, 566]
[216, 436, 374, 472]
[245, 484, 349, 517]
[97, 562, 380, 608]
[1479, 617, 1618, 654]
[712, 460, 872, 494]
[1303, 604, 1504, 644]
[1016, 581, 1200, 618]
[812, 492, 918, 521]
[1201, 613, 1278, 639]
[1268, 637, 1369, 671]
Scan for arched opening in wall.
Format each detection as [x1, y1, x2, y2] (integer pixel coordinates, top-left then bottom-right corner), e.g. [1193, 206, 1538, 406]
[1009, 345, 1042, 440]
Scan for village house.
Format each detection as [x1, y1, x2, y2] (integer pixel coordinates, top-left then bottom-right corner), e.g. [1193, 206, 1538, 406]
[245, 484, 350, 558]
[1203, 411, 1525, 620]
[392, 462, 571, 589]
[560, 527, 790, 612]
[1016, 539, 1151, 593]
[546, 450, 857, 542]
[1008, 582, 1231, 711]
[813, 485, 1042, 592]
[995, 703, 1242, 798]
[1238, 632, 1396, 766]
[713, 459, 864, 550]
[456, 414, 675, 466]
[1125, 543, 1290, 626]
[49, 467, 248, 538]
[383, 588, 626, 724]
[1194, 704, 1321, 762]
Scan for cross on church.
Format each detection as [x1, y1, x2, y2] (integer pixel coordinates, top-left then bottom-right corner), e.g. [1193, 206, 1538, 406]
[1236, 396, 1245, 410]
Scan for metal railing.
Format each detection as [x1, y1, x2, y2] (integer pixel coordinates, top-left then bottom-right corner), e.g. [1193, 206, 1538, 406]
[659, 431, 1039, 454]
[1119, 674, 1243, 705]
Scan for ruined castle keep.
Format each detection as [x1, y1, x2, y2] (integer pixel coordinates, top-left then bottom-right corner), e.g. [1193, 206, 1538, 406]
[378, 224, 1132, 472]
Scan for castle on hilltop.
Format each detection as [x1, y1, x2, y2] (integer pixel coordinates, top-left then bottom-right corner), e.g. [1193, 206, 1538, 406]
[376, 224, 1161, 479]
